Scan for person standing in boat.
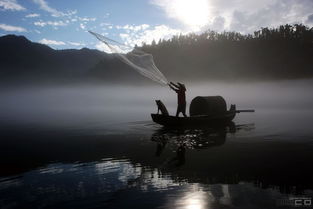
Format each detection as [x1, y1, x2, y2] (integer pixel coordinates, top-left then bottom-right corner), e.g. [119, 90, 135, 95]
[169, 82, 187, 117]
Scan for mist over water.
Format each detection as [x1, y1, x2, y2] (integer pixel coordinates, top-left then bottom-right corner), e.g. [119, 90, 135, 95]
[0, 79, 312, 136]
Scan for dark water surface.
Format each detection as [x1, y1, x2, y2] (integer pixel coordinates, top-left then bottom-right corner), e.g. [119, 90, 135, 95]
[0, 82, 313, 209]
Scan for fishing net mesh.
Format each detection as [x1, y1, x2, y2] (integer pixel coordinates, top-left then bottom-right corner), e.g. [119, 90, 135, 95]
[89, 31, 168, 86]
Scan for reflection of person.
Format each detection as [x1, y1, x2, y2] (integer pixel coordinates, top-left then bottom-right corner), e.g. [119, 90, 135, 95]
[169, 82, 187, 117]
[175, 144, 186, 166]
[168, 143, 186, 167]
[155, 140, 167, 157]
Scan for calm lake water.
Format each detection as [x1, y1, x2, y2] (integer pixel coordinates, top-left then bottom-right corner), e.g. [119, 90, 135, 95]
[0, 81, 313, 209]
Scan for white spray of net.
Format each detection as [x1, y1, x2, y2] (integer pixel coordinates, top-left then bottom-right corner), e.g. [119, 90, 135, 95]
[89, 31, 168, 86]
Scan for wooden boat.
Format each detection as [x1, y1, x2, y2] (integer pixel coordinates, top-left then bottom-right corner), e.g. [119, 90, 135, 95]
[152, 97, 254, 127]
[151, 109, 236, 127]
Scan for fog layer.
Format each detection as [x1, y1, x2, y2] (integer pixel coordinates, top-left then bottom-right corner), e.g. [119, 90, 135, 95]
[0, 79, 312, 137]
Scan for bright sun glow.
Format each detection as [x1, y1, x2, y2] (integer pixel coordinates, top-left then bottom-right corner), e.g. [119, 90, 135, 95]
[174, 187, 211, 209]
[171, 0, 211, 29]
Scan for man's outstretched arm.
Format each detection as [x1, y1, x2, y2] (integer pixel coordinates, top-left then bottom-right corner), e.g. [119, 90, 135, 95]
[169, 82, 178, 91]
[170, 82, 180, 88]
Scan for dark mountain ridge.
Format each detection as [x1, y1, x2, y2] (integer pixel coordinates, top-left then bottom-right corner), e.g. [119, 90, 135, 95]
[1, 24, 313, 85]
[0, 35, 105, 79]
[0, 34, 149, 85]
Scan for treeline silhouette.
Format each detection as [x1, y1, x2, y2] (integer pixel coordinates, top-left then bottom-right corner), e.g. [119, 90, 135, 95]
[1, 24, 312, 85]
[139, 24, 313, 81]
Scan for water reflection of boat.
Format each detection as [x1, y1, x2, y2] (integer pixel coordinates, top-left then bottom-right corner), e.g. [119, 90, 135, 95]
[151, 122, 235, 149]
[151, 122, 239, 168]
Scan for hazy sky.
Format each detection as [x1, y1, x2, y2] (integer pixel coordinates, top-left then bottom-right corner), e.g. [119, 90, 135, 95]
[1, 0, 313, 50]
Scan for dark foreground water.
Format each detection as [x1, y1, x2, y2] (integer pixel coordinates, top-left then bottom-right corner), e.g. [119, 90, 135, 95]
[0, 82, 313, 209]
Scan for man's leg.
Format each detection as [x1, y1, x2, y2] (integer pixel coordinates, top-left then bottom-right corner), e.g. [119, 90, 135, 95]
[176, 104, 181, 117]
[176, 107, 180, 117]
[182, 103, 187, 117]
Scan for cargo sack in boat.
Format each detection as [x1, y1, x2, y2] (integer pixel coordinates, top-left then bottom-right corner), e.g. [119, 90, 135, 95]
[189, 96, 227, 116]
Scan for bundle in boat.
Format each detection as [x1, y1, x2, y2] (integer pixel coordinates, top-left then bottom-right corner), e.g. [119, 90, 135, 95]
[189, 96, 227, 116]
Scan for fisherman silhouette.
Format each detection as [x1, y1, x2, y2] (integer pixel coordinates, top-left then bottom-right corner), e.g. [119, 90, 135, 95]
[169, 82, 187, 117]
